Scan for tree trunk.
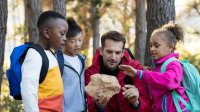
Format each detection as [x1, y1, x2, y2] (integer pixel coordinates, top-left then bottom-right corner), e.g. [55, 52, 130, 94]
[145, 0, 175, 66]
[27, 0, 41, 42]
[135, 0, 146, 65]
[0, 0, 8, 96]
[53, 0, 66, 16]
[24, 0, 29, 42]
[91, 2, 100, 55]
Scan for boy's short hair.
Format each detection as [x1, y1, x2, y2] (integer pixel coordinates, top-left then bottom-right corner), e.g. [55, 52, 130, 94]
[101, 31, 126, 49]
[37, 11, 66, 30]
[66, 18, 82, 39]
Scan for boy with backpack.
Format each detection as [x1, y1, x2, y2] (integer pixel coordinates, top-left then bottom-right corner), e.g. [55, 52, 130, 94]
[15, 11, 68, 111]
[61, 18, 86, 112]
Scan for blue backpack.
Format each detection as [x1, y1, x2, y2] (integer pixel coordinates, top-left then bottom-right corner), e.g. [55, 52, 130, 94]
[161, 57, 200, 112]
[6, 43, 49, 100]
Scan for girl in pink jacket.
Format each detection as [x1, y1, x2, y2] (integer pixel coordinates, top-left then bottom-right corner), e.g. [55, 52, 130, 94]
[119, 22, 189, 112]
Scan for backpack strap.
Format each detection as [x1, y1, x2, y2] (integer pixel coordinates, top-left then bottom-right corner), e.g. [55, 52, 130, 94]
[160, 57, 177, 73]
[29, 44, 49, 84]
[161, 57, 193, 112]
[125, 48, 135, 59]
[171, 91, 192, 112]
[56, 50, 64, 75]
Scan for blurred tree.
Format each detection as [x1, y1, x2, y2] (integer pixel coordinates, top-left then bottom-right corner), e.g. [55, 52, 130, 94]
[145, 0, 175, 66]
[0, 0, 8, 97]
[135, 0, 146, 65]
[186, 0, 200, 16]
[53, 0, 66, 16]
[66, 0, 111, 55]
[24, 0, 41, 42]
[90, 0, 111, 54]
[91, 0, 100, 55]
[182, 0, 200, 35]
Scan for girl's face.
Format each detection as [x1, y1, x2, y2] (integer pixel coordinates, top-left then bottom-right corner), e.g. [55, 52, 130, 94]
[64, 33, 83, 56]
[150, 34, 173, 59]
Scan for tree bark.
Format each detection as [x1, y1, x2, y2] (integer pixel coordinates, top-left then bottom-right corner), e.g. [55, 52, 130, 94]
[0, 0, 8, 96]
[24, 0, 29, 42]
[135, 0, 146, 65]
[53, 0, 66, 16]
[145, 0, 175, 66]
[91, 1, 100, 55]
[26, 0, 41, 42]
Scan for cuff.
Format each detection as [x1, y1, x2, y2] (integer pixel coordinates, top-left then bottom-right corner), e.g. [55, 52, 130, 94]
[137, 70, 145, 79]
[130, 100, 140, 110]
[95, 103, 105, 112]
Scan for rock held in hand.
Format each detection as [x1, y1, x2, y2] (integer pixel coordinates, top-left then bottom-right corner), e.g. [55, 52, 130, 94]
[85, 73, 121, 99]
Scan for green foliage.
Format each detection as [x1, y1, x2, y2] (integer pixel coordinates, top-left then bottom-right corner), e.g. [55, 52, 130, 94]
[1, 73, 23, 111]
[1, 95, 24, 112]
[180, 50, 200, 72]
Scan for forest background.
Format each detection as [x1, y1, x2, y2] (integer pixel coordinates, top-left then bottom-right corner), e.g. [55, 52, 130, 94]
[0, 0, 200, 111]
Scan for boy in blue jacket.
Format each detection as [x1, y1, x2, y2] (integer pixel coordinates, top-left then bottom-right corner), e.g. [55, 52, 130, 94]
[62, 18, 86, 112]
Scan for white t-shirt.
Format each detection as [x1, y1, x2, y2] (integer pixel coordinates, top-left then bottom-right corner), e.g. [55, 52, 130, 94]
[64, 54, 81, 74]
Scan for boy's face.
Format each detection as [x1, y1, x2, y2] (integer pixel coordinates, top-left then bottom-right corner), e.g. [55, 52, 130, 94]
[64, 33, 83, 56]
[47, 18, 68, 51]
[100, 39, 124, 71]
[150, 34, 172, 59]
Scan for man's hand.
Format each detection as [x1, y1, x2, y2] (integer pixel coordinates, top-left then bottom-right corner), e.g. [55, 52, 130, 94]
[118, 65, 137, 77]
[94, 96, 111, 109]
[122, 85, 139, 106]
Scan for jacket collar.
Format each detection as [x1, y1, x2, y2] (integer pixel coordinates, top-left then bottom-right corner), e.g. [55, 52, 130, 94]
[154, 53, 179, 64]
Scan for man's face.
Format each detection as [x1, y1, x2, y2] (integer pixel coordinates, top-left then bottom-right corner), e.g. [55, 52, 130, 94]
[100, 39, 124, 71]
[48, 18, 68, 51]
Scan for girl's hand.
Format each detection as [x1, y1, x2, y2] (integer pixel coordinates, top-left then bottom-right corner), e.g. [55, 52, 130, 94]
[118, 65, 137, 77]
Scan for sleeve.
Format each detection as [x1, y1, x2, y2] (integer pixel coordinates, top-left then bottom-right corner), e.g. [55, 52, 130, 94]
[21, 48, 42, 112]
[138, 61, 183, 90]
[128, 61, 152, 111]
[133, 79, 152, 111]
[85, 66, 98, 112]
[130, 59, 143, 70]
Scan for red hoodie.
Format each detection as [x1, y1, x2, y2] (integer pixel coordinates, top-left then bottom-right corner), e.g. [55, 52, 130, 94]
[85, 49, 152, 112]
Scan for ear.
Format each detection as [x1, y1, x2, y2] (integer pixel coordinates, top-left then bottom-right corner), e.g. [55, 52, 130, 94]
[42, 28, 50, 39]
[168, 43, 175, 52]
[99, 47, 103, 55]
[122, 49, 124, 57]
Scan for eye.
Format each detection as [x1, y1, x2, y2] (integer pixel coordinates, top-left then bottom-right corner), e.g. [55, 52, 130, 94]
[70, 40, 76, 43]
[115, 51, 122, 55]
[79, 39, 82, 42]
[150, 44, 153, 47]
[106, 50, 112, 54]
[60, 32, 65, 36]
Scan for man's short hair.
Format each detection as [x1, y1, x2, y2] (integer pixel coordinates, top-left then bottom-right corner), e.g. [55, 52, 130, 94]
[37, 11, 66, 30]
[101, 31, 126, 48]
[66, 18, 82, 39]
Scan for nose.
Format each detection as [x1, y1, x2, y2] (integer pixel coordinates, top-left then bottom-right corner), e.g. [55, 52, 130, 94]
[110, 53, 116, 59]
[150, 46, 154, 51]
[75, 41, 80, 46]
[62, 35, 66, 41]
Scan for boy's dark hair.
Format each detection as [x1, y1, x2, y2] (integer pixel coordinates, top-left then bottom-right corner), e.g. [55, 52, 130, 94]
[66, 18, 82, 38]
[101, 31, 126, 49]
[37, 11, 66, 30]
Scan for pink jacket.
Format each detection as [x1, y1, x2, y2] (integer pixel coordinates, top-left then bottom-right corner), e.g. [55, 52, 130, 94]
[137, 53, 189, 112]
